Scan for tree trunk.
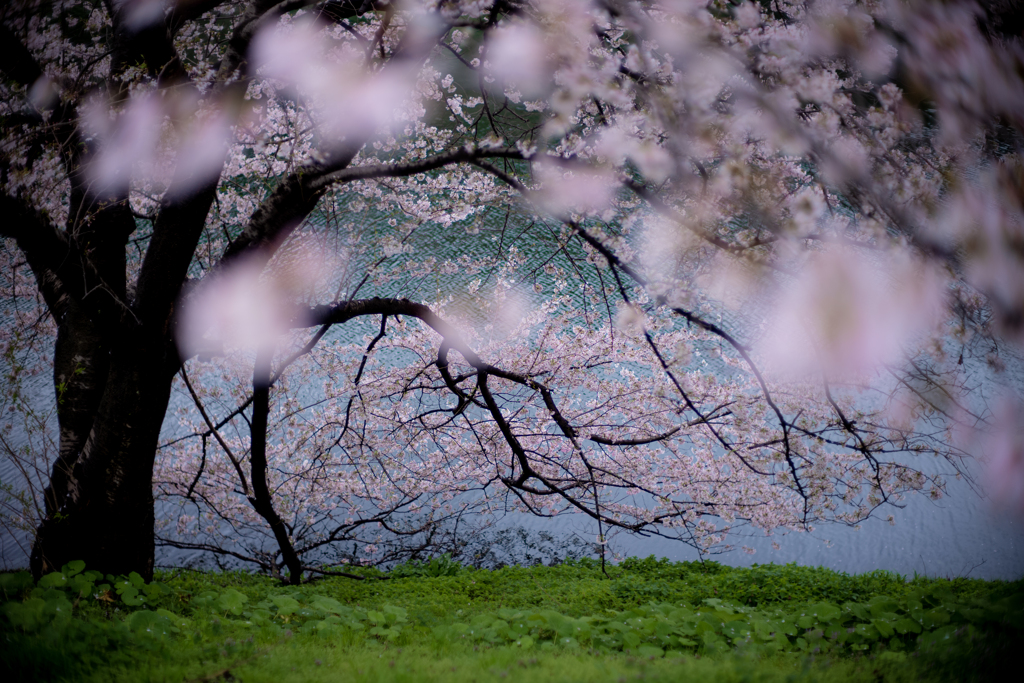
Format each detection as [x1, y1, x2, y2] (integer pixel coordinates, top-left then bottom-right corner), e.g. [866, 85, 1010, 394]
[30, 333, 177, 581]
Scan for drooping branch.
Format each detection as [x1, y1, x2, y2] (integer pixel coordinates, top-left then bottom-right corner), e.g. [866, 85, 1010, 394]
[464, 160, 815, 505]
[217, 151, 361, 272]
[622, 179, 741, 253]
[317, 0, 391, 25]
[167, 0, 234, 35]
[297, 297, 708, 534]
[180, 366, 252, 498]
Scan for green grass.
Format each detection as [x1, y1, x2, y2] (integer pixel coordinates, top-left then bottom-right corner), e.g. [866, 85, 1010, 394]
[83, 643, 936, 683]
[155, 556, 1014, 618]
[2, 557, 1020, 682]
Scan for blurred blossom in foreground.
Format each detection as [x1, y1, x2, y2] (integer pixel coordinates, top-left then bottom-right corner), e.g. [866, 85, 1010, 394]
[84, 93, 163, 195]
[178, 240, 328, 357]
[27, 75, 58, 112]
[533, 159, 615, 217]
[596, 122, 674, 184]
[487, 284, 530, 340]
[760, 249, 947, 378]
[83, 90, 232, 197]
[615, 303, 646, 336]
[250, 18, 411, 143]
[700, 251, 763, 311]
[486, 21, 549, 96]
[940, 165, 1024, 346]
[640, 213, 698, 284]
[168, 101, 233, 195]
[114, 0, 168, 32]
[981, 396, 1024, 515]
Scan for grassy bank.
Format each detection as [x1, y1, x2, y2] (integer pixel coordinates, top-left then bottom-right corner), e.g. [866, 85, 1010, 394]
[2, 557, 1021, 682]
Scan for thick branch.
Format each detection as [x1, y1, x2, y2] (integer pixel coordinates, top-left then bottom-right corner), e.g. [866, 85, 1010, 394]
[588, 427, 681, 446]
[0, 191, 131, 329]
[310, 147, 525, 191]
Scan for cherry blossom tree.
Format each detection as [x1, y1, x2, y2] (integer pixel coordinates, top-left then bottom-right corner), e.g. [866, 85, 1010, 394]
[1, 0, 1021, 583]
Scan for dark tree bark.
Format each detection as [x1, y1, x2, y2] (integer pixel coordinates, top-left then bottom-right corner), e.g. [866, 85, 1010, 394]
[0, 0, 229, 579]
[31, 338, 179, 579]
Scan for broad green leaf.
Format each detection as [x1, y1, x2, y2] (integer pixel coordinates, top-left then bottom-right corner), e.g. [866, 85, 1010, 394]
[921, 607, 950, 629]
[700, 631, 725, 651]
[120, 586, 143, 606]
[315, 622, 339, 638]
[637, 645, 664, 658]
[846, 603, 870, 621]
[383, 604, 408, 621]
[470, 613, 495, 628]
[271, 594, 300, 616]
[852, 623, 879, 641]
[919, 624, 958, 647]
[722, 620, 752, 642]
[872, 618, 895, 638]
[38, 571, 68, 588]
[893, 618, 921, 634]
[823, 625, 847, 643]
[61, 560, 86, 577]
[695, 620, 717, 636]
[69, 573, 95, 598]
[157, 608, 191, 628]
[868, 596, 900, 617]
[310, 595, 346, 615]
[771, 618, 798, 637]
[370, 625, 400, 640]
[810, 603, 841, 622]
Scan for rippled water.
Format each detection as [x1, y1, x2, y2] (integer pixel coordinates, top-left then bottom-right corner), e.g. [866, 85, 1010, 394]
[505, 461, 1024, 581]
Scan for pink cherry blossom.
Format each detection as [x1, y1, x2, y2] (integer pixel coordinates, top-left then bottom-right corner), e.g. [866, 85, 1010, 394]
[760, 249, 947, 378]
[486, 21, 549, 95]
[84, 93, 164, 195]
[980, 396, 1024, 514]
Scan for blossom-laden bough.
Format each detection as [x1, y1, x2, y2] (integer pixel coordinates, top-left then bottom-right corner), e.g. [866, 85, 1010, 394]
[0, 0, 1021, 582]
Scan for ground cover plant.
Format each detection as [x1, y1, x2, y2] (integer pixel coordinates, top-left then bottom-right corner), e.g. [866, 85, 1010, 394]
[3, 557, 1020, 682]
